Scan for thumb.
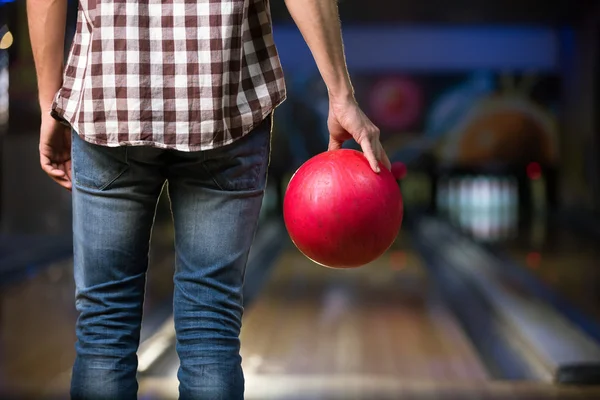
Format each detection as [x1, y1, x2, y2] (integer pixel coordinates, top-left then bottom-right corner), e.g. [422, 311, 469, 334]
[328, 137, 343, 151]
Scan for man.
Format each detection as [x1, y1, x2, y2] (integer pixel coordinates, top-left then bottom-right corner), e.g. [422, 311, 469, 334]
[27, 0, 391, 398]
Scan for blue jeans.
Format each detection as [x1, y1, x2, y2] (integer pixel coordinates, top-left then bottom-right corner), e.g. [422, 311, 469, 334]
[70, 116, 272, 399]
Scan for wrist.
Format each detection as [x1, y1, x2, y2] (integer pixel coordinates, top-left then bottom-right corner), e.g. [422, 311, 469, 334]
[38, 80, 62, 114]
[39, 97, 56, 115]
[326, 75, 354, 100]
[328, 89, 355, 106]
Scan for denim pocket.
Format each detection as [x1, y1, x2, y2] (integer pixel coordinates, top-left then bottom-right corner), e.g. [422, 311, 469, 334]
[71, 132, 129, 191]
[202, 115, 272, 192]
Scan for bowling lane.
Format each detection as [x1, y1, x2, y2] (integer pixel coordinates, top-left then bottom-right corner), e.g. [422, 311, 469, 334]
[436, 174, 600, 328]
[139, 234, 491, 399]
[500, 216, 600, 330]
[240, 239, 489, 383]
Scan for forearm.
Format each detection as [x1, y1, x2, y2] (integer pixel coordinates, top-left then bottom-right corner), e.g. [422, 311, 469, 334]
[26, 0, 68, 112]
[285, 0, 353, 101]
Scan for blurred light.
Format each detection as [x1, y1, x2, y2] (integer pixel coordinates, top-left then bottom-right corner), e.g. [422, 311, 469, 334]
[390, 251, 406, 270]
[0, 30, 13, 50]
[526, 252, 541, 269]
[527, 162, 542, 180]
[138, 316, 176, 373]
[391, 162, 407, 180]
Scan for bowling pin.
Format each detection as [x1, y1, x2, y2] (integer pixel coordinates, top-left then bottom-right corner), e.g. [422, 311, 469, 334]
[467, 176, 479, 237]
[496, 178, 505, 240]
[489, 177, 501, 241]
[471, 176, 483, 209]
[508, 177, 519, 238]
[459, 177, 473, 232]
[497, 177, 508, 241]
[477, 176, 491, 240]
[448, 178, 459, 225]
[470, 176, 483, 238]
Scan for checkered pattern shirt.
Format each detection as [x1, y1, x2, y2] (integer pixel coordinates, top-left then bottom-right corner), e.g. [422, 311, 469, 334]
[51, 0, 286, 151]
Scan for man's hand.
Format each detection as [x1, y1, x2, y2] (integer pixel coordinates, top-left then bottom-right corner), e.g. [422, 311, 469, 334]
[284, 0, 391, 173]
[26, 0, 69, 187]
[328, 96, 391, 173]
[40, 114, 72, 191]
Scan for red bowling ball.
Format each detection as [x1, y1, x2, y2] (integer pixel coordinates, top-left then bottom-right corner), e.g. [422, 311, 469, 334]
[283, 149, 403, 268]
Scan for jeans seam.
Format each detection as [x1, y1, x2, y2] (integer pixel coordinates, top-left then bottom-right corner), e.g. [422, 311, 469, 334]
[98, 146, 129, 191]
[73, 133, 130, 191]
[200, 161, 226, 191]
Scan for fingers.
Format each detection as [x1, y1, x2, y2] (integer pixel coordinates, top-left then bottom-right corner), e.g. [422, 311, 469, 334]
[59, 180, 73, 191]
[40, 154, 65, 177]
[47, 167, 66, 178]
[53, 177, 73, 191]
[327, 102, 389, 173]
[361, 138, 391, 174]
[65, 159, 73, 182]
[40, 154, 72, 191]
[359, 139, 381, 173]
[328, 137, 343, 151]
[357, 123, 385, 173]
[379, 142, 392, 171]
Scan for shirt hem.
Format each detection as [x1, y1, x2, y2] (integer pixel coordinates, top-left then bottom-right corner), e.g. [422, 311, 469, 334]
[51, 94, 287, 152]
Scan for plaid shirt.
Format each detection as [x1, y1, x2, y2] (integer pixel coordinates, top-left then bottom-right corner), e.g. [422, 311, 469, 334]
[51, 0, 286, 151]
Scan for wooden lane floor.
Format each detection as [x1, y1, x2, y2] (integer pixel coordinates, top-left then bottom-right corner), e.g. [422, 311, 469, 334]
[137, 235, 600, 399]
[138, 237, 600, 399]
[139, 234, 500, 398]
[237, 245, 488, 381]
[139, 377, 600, 399]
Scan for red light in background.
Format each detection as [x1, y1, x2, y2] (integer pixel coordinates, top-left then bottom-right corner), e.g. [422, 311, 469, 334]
[391, 162, 407, 180]
[390, 251, 407, 270]
[526, 252, 541, 269]
[527, 162, 542, 180]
